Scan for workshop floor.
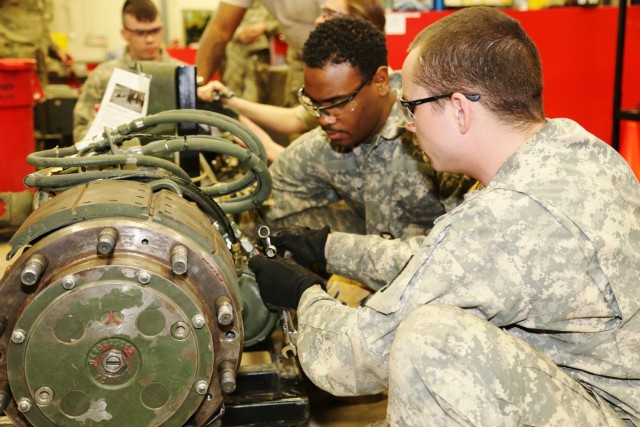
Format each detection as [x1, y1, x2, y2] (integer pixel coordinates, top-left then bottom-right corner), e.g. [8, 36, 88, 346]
[0, 241, 387, 426]
[307, 393, 388, 426]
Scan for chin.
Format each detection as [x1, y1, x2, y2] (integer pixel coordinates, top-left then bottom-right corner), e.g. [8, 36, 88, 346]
[329, 142, 357, 153]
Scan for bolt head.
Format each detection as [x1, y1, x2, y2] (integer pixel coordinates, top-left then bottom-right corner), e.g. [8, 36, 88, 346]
[17, 398, 32, 412]
[137, 271, 151, 285]
[11, 330, 26, 344]
[195, 380, 208, 395]
[34, 387, 54, 406]
[192, 315, 206, 329]
[62, 276, 76, 290]
[172, 261, 187, 275]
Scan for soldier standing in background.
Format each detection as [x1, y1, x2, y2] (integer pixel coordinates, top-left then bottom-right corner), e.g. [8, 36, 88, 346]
[222, 1, 279, 102]
[0, 0, 74, 86]
[195, 0, 324, 108]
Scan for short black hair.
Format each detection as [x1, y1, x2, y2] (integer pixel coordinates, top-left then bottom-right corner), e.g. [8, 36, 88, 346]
[302, 16, 387, 80]
[122, 0, 158, 22]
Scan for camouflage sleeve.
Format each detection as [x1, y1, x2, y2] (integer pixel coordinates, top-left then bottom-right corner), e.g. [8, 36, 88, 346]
[436, 172, 478, 212]
[72, 63, 115, 141]
[265, 131, 341, 221]
[296, 198, 517, 396]
[297, 286, 390, 396]
[261, 5, 279, 35]
[294, 105, 319, 133]
[326, 232, 428, 290]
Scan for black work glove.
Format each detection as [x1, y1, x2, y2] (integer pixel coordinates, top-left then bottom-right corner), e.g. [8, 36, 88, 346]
[270, 226, 330, 267]
[249, 255, 326, 310]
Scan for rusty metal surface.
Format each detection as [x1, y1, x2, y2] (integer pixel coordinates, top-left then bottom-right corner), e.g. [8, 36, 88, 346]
[0, 181, 243, 426]
[7, 181, 219, 261]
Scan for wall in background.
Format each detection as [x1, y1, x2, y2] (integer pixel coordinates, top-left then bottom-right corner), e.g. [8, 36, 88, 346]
[49, 0, 218, 63]
[386, 6, 640, 144]
[49, 2, 639, 145]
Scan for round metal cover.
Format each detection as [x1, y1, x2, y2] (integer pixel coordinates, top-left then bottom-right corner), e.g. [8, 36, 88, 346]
[7, 266, 214, 427]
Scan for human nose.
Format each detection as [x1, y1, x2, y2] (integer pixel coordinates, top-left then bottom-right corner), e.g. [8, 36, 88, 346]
[318, 113, 337, 126]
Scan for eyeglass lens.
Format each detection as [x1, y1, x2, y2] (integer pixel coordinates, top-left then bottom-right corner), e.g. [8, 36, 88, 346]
[398, 99, 416, 124]
[298, 77, 371, 118]
[300, 93, 357, 118]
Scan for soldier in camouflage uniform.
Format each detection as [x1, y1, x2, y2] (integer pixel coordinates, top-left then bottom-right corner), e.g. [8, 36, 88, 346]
[222, 1, 279, 102]
[0, 0, 74, 85]
[72, 0, 182, 141]
[263, 17, 475, 239]
[199, 0, 387, 146]
[249, 7, 640, 426]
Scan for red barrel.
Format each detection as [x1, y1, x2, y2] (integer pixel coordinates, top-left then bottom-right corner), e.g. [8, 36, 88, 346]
[0, 58, 42, 192]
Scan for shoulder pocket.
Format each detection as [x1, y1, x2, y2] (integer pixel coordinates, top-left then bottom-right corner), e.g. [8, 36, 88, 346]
[366, 225, 450, 315]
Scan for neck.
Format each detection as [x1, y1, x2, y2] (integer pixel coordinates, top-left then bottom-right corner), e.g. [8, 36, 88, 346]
[471, 120, 546, 186]
[362, 90, 396, 145]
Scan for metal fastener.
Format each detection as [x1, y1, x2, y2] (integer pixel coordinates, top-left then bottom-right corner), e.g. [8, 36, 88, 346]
[97, 227, 118, 255]
[21, 254, 47, 287]
[195, 380, 208, 395]
[62, 276, 76, 290]
[170, 245, 189, 275]
[11, 329, 26, 344]
[137, 270, 151, 285]
[215, 296, 234, 326]
[17, 398, 32, 413]
[34, 387, 54, 406]
[192, 314, 206, 329]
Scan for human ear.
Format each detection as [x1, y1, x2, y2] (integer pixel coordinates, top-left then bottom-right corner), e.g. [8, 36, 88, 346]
[372, 66, 389, 96]
[451, 93, 471, 134]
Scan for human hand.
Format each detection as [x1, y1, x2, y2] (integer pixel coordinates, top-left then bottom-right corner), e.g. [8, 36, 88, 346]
[237, 23, 267, 43]
[270, 226, 330, 267]
[248, 255, 325, 310]
[196, 80, 234, 103]
[56, 48, 75, 68]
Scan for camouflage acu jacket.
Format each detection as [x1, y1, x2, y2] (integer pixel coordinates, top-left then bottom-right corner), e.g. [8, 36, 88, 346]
[297, 118, 640, 423]
[265, 92, 475, 241]
[0, 0, 53, 59]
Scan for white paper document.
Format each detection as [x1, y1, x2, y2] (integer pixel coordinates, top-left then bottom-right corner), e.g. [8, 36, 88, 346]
[84, 68, 151, 140]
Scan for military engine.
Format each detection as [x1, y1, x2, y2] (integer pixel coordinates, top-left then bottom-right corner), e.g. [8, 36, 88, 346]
[0, 109, 278, 426]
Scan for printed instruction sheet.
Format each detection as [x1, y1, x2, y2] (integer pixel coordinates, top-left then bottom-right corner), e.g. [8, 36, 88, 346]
[83, 68, 151, 140]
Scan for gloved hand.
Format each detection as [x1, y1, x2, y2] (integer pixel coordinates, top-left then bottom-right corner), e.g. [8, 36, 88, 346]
[249, 255, 326, 310]
[270, 226, 330, 267]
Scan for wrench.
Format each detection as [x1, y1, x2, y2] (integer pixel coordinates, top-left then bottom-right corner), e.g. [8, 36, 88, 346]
[257, 225, 277, 258]
[280, 309, 298, 359]
[256, 225, 299, 358]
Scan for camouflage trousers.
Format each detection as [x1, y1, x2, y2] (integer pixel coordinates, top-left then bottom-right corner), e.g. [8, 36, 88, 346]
[387, 304, 631, 426]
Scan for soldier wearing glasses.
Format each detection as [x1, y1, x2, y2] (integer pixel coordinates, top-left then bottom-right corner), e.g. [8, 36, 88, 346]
[73, 0, 183, 141]
[263, 17, 475, 266]
[250, 7, 640, 426]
